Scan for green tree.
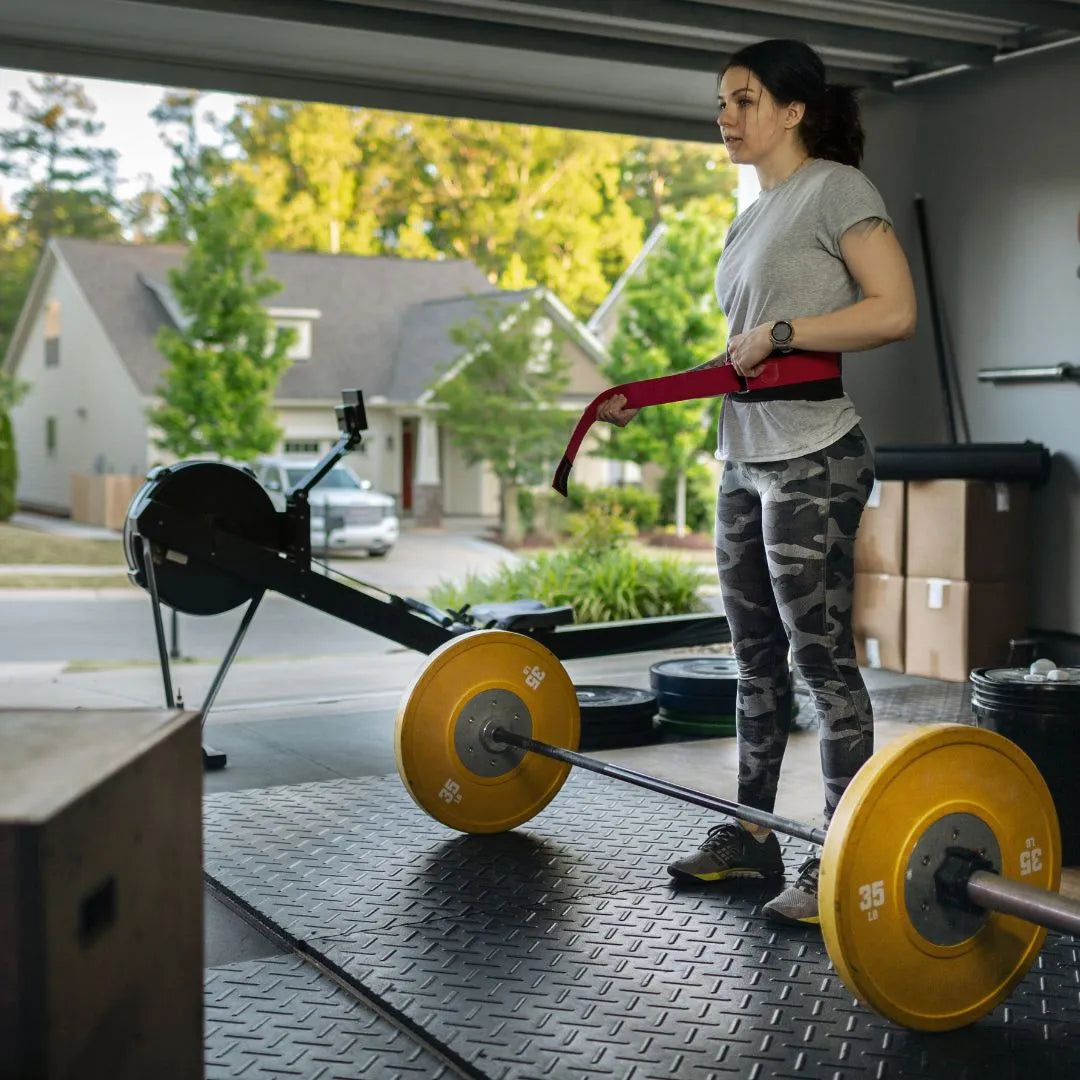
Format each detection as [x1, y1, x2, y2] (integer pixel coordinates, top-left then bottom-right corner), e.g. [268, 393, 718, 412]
[396, 117, 643, 317]
[225, 104, 649, 317]
[222, 99, 738, 320]
[603, 197, 732, 535]
[230, 100, 379, 254]
[147, 180, 294, 460]
[0, 75, 122, 246]
[0, 76, 123, 360]
[0, 373, 29, 521]
[150, 90, 226, 242]
[620, 138, 736, 232]
[0, 198, 37, 362]
[433, 293, 571, 542]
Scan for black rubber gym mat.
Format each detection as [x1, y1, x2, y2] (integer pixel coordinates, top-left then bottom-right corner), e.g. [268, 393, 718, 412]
[204, 773, 1080, 1080]
[205, 954, 460, 1078]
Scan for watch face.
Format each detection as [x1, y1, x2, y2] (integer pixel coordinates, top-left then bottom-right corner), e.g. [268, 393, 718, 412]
[773, 321, 793, 343]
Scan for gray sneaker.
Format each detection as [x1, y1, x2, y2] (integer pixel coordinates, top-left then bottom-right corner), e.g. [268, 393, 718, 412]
[667, 822, 785, 884]
[762, 856, 820, 925]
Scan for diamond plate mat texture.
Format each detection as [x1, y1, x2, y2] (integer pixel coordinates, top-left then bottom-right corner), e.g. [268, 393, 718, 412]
[204, 758, 1080, 1080]
[205, 954, 457, 1078]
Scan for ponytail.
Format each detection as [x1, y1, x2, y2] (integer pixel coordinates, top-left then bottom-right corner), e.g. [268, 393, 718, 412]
[801, 83, 864, 167]
[723, 40, 866, 167]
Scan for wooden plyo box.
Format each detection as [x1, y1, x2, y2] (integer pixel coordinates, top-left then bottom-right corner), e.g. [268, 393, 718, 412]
[0, 710, 203, 1080]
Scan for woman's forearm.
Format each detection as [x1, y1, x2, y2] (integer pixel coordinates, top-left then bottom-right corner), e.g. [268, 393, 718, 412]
[790, 295, 916, 353]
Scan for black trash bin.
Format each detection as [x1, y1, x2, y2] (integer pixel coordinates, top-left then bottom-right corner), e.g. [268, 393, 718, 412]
[970, 666, 1080, 865]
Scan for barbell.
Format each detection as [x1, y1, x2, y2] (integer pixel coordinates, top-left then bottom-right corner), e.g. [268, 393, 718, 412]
[394, 630, 1080, 1032]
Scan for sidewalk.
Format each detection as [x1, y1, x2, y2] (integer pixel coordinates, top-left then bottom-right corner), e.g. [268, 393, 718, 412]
[10, 510, 120, 541]
[0, 645, 685, 717]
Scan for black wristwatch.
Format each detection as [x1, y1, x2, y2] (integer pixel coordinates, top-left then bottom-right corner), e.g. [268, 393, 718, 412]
[769, 319, 795, 352]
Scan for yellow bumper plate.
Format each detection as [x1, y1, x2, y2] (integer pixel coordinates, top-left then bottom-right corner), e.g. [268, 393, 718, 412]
[395, 630, 580, 834]
[820, 723, 1060, 1031]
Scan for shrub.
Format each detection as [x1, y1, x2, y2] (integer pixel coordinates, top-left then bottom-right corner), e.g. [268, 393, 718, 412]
[659, 463, 716, 533]
[561, 483, 660, 531]
[517, 487, 537, 536]
[0, 411, 16, 522]
[565, 501, 636, 556]
[431, 505, 707, 622]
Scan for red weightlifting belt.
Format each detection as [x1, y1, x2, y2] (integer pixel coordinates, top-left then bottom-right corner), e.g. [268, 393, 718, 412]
[552, 351, 842, 496]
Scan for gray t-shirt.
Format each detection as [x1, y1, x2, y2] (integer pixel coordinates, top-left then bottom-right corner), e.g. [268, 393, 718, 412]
[715, 158, 892, 462]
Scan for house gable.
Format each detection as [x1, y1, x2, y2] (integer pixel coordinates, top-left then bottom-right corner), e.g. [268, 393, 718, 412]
[52, 238, 494, 404]
[7, 241, 151, 510]
[408, 287, 612, 407]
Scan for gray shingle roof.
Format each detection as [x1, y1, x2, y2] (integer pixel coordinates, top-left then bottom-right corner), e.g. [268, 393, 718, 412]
[390, 288, 537, 403]
[54, 238, 493, 401]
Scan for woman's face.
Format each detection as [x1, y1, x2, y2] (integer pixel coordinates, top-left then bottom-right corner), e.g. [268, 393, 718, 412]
[716, 66, 795, 165]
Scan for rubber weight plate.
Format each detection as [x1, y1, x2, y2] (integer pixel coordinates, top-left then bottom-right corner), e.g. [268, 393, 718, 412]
[576, 685, 657, 732]
[579, 724, 658, 752]
[652, 687, 741, 715]
[395, 630, 580, 834]
[124, 461, 278, 615]
[657, 707, 736, 737]
[650, 657, 739, 701]
[820, 723, 1059, 1031]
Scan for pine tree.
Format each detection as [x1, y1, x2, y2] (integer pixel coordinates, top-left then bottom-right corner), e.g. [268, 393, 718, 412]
[0, 75, 122, 247]
[433, 293, 571, 542]
[603, 198, 732, 535]
[0, 76, 123, 359]
[147, 180, 294, 461]
[150, 90, 225, 242]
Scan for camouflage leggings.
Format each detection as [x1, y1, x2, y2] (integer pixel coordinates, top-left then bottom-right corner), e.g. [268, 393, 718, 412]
[715, 425, 875, 826]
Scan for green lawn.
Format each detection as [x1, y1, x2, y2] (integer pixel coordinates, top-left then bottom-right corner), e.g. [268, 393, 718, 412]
[0, 522, 126, 566]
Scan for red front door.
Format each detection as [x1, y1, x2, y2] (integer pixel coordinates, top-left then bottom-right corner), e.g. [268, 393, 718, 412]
[401, 421, 414, 512]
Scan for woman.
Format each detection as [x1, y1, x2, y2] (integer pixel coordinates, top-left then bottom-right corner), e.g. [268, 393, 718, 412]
[598, 39, 917, 925]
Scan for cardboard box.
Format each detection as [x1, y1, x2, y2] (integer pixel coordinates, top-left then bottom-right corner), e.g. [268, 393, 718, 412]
[1, 709, 203, 1080]
[904, 577, 1028, 682]
[853, 572, 905, 671]
[906, 480, 1030, 582]
[855, 480, 906, 575]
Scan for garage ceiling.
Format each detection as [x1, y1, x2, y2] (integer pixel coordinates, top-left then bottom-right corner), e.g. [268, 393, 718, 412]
[1, 0, 1079, 140]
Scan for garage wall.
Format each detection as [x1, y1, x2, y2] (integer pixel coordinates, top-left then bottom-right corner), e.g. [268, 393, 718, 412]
[860, 45, 1080, 636]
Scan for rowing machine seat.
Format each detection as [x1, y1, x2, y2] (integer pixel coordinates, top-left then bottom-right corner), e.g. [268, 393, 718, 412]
[465, 600, 575, 632]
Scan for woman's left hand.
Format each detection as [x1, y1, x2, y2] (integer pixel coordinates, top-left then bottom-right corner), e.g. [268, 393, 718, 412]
[726, 325, 774, 379]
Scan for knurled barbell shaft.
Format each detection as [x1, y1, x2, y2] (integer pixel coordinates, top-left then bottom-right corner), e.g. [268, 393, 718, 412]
[966, 870, 1080, 937]
[492, 726, 1080, 939]
[488, 725, 828, 846]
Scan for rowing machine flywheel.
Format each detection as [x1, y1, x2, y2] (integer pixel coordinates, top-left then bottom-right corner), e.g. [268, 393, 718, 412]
[124, 460, 279, 615]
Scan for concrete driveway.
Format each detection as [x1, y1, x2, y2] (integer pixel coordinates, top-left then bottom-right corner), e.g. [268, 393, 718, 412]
[324, 523, 520, 596]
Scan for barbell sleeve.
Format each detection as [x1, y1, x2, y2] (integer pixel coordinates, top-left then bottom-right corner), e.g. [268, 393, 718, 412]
[966, 870, 1080, 937]
[487, 725, 828, 847]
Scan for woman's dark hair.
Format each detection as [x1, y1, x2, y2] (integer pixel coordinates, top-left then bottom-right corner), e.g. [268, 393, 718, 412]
[723, 39, 864, 167]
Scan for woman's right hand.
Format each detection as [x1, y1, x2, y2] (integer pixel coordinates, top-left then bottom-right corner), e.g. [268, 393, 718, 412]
[596, 393, 639, 428]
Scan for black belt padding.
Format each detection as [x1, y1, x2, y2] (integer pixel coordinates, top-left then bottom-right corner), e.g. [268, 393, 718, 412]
[729, 376, 845, 403]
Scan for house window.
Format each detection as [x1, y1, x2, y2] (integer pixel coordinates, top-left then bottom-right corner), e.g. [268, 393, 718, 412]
[274, 318, 313, 361]
[44, 300, 60, 367]
[283, 439, 322, 455]
[45, 416, 57, 456]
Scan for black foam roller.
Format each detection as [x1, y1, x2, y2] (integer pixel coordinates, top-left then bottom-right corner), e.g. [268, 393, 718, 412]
[873, 442, 1050, 486]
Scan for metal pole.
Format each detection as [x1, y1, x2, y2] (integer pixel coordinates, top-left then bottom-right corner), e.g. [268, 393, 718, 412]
[967, 870, 1080, 938]
[170, 607, 181, 660]
[490, 726, 827, 846]
[141, 536, 175, 709]
[199, 589, 265, 722]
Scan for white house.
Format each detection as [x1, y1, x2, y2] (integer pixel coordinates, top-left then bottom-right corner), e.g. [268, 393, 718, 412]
[2, 238, 617, 524]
